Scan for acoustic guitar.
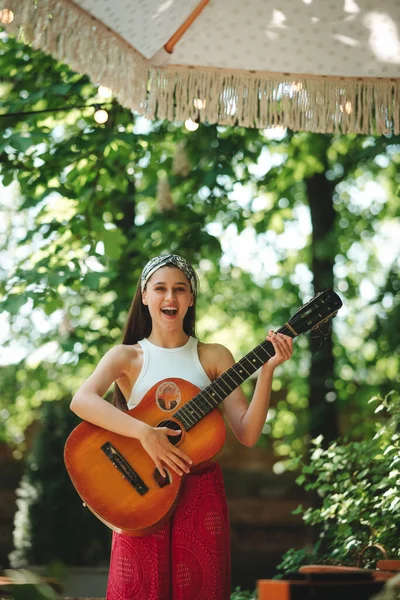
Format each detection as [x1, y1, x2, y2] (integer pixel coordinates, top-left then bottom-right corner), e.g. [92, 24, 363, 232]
[64, 289, 342, 536]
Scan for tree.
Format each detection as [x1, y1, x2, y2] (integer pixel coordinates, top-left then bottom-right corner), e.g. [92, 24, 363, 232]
[10, 398, 111, 567]
[1, 30, 399, 464]
[248, 130, 399, 444]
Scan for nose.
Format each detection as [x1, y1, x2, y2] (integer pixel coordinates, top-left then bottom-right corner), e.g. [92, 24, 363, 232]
[165, 288, 176, 301]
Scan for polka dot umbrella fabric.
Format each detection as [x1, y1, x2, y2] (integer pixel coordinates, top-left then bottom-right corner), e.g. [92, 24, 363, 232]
[2, 0, 399, 133]
[77, 0, 400, 77]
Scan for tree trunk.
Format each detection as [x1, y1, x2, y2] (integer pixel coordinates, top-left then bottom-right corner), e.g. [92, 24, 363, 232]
[305, 136, 339, 444]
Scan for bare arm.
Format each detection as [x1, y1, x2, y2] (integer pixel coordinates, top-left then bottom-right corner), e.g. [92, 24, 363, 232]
[70, 345, 149, 438]
[217, 332, 293, 447]
[70, 345, 192, 476]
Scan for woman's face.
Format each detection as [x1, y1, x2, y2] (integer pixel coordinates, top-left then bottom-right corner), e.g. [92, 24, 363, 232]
[142, 266, 194, 330]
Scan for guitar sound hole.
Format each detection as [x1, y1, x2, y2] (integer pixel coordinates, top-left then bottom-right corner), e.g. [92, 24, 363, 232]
[157, 420, 182, 446]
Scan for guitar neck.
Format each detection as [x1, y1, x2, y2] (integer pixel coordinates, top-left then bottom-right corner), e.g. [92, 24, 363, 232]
[173, 324, 297, 431]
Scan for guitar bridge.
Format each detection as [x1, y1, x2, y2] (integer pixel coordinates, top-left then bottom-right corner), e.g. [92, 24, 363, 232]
[101, 442, 149, 496]
[153, 468, 171, 488]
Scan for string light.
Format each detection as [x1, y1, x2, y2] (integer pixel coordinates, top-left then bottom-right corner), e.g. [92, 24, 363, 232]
[184, 118, 199, 132]
[0, 8, 14, 24]
[94, 108, 109, 124]
[291, 81, 303, 93]
[339, 101, 353, 115]
[193, 98, 206, 110]
[0, 101, 115, 121]
[98, 86, 113, 99]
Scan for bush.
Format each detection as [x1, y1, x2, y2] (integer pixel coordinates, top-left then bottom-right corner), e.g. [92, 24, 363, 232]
[230, 588, 257, 599]
[371, 572, 400, 600]
[10, 398, 111, 567]
[278, 391, 400, 573]
[3, 569, 58, 600]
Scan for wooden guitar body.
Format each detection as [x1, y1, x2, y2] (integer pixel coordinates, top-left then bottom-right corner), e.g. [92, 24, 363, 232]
[64, 377, 226, 536]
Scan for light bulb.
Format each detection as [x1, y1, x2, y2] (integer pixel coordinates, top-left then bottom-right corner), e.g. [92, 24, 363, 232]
[98, 86, 113, 99]
[193, 98, 206, 110]
[185, 118, 199, 132]
[94, 109, 109, 124]
[291, 81, 303, 92]
[339, 101, 352, 115]
[0, 8, 14, 23]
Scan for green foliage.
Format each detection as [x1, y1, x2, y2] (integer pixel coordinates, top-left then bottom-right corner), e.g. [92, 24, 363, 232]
[278, 391, 400, 573]
[230, 587, 257, 599]
[0, 32, 304, 456]
[3, 570, 58, 600]
[372, 573, 400, 600]
[0, 29, 399, 464]
[10, 398, 111, 567]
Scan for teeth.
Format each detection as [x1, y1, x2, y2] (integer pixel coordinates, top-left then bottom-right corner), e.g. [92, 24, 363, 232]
[162, 308, 177, 315]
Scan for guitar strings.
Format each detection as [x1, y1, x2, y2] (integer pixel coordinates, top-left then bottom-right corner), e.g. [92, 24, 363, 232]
[174, 295, 340, 429]
[174, 341, 276, 429]
[309, 320, 333, 354]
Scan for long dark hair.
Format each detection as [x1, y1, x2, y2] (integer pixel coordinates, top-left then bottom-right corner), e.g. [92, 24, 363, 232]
[112, 263, 199, 411]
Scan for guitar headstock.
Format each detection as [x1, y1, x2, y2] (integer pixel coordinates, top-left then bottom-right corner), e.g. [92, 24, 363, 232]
[286, 289, 343, 336]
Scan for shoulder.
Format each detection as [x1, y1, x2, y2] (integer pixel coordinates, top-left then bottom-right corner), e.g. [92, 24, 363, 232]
[198, 341, 233, 360]
[74, 343, 143, 397]
[104, 343, 138, 359]
[197, 341, 235, 379]
[99, 343, 142, 371]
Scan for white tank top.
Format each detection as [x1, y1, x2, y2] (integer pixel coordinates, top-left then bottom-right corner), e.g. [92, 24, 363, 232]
[127, 336, 211, 409]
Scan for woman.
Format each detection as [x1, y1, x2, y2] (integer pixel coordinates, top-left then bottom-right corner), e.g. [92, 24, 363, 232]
[70, 254, 293, 600]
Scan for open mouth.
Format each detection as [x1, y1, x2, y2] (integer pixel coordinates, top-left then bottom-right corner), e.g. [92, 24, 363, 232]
[161, 308, 178, 317]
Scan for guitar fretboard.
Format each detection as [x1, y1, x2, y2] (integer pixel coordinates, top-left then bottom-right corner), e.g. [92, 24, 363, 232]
[173, 325, 296, 431]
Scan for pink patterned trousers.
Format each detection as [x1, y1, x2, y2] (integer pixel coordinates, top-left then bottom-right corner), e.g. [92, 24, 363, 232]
[105, 463, 231, 600]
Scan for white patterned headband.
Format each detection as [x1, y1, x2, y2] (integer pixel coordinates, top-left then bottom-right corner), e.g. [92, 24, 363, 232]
[140, 254, 198, 297]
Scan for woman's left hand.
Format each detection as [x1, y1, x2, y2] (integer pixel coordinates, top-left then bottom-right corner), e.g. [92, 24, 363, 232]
[264, 330, 293, 370]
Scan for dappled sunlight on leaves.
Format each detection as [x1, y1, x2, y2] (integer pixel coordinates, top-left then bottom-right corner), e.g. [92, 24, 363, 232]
[0, 33, 398, 466]
[278, 391, 400, 572]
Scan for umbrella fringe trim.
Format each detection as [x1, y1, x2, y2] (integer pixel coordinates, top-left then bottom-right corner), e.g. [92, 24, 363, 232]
[147, 69, 400, 135]
[2, 0, 149, 112]
[2, 0, 399, 134]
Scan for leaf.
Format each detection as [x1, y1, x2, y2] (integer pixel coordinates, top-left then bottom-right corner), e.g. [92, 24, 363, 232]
[43, 297, 63, 316]
[1, 170, 14, 186]
[99, 228, 126, 260]
[10, 134, 32, 153]
[311, 434, 324, 446]
[3, 294, 28, 315]
[50, 83, 72, 95]
[83, 271, 103, 290]
[47, 272, 67, 287]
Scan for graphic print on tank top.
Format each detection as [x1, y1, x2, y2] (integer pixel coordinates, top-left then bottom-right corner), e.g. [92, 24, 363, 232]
[155, 380, 181, 411]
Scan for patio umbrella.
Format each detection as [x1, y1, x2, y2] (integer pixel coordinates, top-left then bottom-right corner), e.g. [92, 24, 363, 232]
[0, 0, 399, 134]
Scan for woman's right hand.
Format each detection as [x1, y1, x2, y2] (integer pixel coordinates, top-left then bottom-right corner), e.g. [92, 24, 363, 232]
[138, 424, 192, 477]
